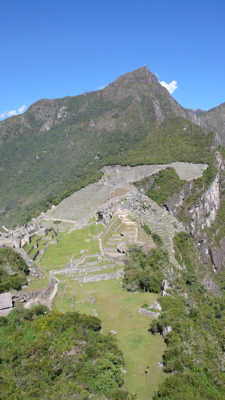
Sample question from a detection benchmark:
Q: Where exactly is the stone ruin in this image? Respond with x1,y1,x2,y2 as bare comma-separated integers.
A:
0,220,48,249
0,292,13,316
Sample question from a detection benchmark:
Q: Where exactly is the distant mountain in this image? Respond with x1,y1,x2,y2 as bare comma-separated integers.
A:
101,67,204,125
188,108,207,116
199,102,225,146
0,67,217,228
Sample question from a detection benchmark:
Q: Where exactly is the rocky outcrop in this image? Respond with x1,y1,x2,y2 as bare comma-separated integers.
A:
209,238,225,272
163,180,193,215
162,325,173,338
0,292,13,316
12,290,40,304
163,171,220,239
189,174,220,237
117,242,127,253
138,307,160,319
161,280,172,297
150,301,162,311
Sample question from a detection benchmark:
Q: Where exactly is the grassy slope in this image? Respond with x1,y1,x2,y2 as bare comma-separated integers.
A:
40,225,100,268
32,221,166,400
54,279,166,400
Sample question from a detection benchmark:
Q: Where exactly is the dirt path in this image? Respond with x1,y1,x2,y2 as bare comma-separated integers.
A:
24,275,59,310
42,276,59,309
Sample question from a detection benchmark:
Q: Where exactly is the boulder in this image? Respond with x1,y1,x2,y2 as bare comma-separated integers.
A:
149,301,162,311
161,279,171,296
162,325,173,338
117,242,127,253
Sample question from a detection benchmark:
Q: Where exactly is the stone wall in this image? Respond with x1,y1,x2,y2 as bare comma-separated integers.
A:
38,273,58,300
79,270,123,283
15,248,42,277
138,307,160,319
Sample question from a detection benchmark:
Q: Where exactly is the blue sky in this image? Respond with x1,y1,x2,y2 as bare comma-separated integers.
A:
1,0,225,120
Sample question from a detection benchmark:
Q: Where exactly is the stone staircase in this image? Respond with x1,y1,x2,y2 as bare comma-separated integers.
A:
101,211,137,255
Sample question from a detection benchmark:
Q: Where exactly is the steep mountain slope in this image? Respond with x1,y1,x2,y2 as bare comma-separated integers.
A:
0,67,214,228
200,102,225,145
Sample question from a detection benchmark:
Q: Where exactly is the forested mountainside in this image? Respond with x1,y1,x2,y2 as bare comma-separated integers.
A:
0,66,216,229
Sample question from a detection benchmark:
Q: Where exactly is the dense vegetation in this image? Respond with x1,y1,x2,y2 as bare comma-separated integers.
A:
145,167,185,206
117,118,215,166
0,90,147,228
0,306,134,400
149,232,225,400
123,244,167,293
0,248,29,293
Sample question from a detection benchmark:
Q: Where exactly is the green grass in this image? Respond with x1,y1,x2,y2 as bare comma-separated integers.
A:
86,268,116,275
53,278,94,315
41,226,100,268
24,274,50,292
88,216,96,223
52,279,76,312
28,248,39,259
24,235,42,252
80,257,99,264
25,220,166,399
53,278,166,400
89,223,99,236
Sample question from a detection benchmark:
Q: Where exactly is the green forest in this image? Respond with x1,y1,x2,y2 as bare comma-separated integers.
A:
0,306,134,400
0,248,29,293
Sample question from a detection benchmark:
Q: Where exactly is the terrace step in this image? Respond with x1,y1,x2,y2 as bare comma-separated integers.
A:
79,270,123,283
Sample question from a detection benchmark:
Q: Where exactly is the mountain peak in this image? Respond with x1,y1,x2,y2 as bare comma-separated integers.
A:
123,66,157,80
102,66,161,103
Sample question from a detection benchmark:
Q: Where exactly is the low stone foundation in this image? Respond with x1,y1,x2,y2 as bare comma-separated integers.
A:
138,307,160,319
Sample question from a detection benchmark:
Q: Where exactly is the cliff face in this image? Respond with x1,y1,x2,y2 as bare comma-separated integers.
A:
189,174,220,237
210,238,225,272
160,153,225,272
